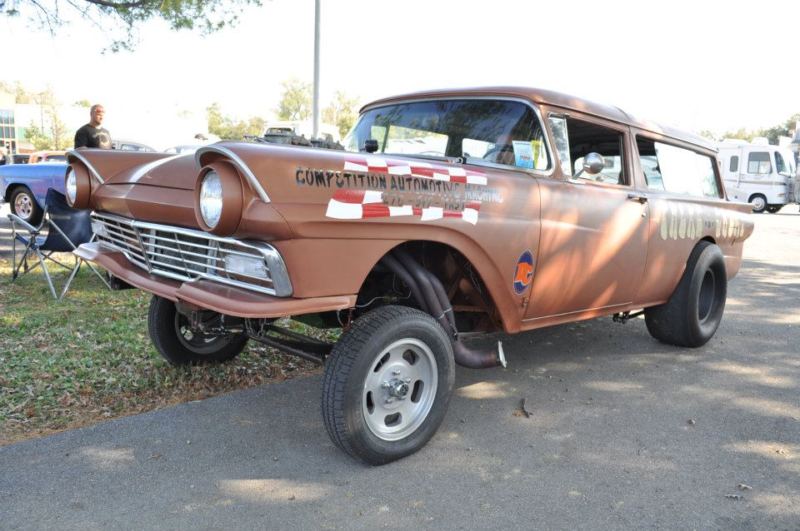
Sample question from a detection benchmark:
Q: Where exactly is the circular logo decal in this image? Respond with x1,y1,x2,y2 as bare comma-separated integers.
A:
513,250,535,295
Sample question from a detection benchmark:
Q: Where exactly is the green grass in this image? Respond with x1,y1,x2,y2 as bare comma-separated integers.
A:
0,255,322,445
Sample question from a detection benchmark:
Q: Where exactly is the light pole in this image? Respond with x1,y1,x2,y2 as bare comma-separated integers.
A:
312,0,320,140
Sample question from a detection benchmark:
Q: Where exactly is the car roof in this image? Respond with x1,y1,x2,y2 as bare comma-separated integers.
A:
362,86,715,152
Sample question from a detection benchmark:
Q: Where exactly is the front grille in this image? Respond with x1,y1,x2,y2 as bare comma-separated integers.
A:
90,212,292,297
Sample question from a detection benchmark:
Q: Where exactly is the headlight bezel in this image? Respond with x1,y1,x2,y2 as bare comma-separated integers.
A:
65,164,91,208
193,161,244,236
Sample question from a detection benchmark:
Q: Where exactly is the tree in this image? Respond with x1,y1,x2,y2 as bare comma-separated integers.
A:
760,113,800,145
24,122,54,150
206,102,265,140
2,0,261,52
47,107,70,150
323,91,360,138
277,79,312,121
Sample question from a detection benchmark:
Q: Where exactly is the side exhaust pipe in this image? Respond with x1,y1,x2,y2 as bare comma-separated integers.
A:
388,250,506,369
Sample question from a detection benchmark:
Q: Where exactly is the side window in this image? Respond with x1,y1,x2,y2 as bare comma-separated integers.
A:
636,136,721,198
557,117,627,185
747,152,771,174
729,155,738,173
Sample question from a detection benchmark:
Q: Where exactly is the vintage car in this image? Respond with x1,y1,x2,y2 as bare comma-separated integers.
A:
0,161,69,224
65,87,754,465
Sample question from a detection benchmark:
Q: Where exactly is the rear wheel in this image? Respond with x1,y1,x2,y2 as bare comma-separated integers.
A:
10,187,42,225
645,241,727,348
147,295,248,365
322,305,455,465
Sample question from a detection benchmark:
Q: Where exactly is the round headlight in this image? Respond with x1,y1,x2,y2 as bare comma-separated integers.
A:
199,170,223,228
194,161,244,235
66,169,77,204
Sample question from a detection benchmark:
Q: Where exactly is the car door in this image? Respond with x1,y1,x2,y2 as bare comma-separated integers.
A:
523,112,649,322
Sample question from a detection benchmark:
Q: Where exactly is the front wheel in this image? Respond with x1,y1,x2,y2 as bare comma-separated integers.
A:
645,241,727,347
748,194,767,213
147,295,248,365
11,187,42,225
322,305,455,465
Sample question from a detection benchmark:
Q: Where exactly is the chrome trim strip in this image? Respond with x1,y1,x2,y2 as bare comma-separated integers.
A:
357,96,556,178
91,212,291,296
67,150,104,184
195,145,271,203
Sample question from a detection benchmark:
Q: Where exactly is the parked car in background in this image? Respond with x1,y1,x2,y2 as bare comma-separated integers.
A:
112,139,156,152
718,140,797,213
67,86,754,465
28,150,67,164
0,162,67,224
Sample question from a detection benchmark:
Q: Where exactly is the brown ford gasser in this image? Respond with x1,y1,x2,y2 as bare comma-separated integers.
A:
65,87,753,465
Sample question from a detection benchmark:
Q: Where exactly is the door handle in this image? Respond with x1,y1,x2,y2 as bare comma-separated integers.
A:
627,192,648,204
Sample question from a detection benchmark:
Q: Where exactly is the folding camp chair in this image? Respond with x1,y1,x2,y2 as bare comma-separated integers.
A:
8,188,110,299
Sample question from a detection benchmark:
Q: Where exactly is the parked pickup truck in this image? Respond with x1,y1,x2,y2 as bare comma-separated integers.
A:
65,86,754,465
0,162,68,224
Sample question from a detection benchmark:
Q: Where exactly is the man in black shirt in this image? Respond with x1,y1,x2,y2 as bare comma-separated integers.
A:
74,104,112,149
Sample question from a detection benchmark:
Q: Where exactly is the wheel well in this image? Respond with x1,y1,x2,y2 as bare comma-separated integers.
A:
747,193,766,202
700,236,716,245
354,241,501,334
5,184,25,203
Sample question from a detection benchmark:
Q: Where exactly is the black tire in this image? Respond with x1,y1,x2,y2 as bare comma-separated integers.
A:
322,305,455,465
766,205,782,214
10,187,43,225
147,295,248,365
645,241,727,348
748,194,767,213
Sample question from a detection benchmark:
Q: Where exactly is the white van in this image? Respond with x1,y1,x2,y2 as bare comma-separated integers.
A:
718,140,797,213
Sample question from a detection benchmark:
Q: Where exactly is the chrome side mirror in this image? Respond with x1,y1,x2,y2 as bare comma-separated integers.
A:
574,152,605,178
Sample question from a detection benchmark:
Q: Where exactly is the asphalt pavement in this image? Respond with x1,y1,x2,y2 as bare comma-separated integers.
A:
1,205,799,530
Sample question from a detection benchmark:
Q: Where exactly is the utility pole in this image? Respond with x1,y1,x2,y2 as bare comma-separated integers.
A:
312,0,321,140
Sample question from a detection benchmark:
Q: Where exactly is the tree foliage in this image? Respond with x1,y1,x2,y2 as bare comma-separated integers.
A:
207,102,265,141
1,0,262,52
24,122,53,150
277,80,360,138
14,87,71,150
323,90,360,138
276,79,312,122
720,114,800,144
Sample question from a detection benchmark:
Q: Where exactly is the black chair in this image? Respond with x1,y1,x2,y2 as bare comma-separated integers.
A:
9,188,110,299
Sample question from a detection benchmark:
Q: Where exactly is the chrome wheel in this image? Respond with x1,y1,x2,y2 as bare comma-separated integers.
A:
13,192,34,220
362,338,438,442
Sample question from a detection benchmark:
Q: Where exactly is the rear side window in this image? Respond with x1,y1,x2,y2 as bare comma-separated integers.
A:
747,152,771,174
636,137,721,198
729,155,738,172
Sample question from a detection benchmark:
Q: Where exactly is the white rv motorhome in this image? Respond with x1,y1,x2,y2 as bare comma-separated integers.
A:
718,140,797,213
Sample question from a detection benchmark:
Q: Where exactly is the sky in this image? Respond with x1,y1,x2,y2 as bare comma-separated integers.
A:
1,0,799,138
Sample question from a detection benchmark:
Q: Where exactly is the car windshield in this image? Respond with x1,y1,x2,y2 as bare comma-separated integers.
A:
344,99,550,170
776,150,796,177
